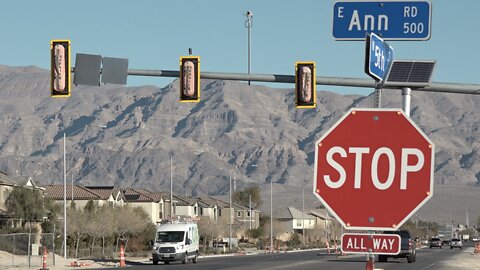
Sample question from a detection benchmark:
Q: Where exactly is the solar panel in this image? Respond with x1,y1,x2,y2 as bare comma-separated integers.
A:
73,53,102,86
385,60,435,87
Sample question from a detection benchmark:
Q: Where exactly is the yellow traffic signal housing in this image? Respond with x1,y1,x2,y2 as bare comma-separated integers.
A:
50,40,71,97
295,62,316,108
179,56,200,102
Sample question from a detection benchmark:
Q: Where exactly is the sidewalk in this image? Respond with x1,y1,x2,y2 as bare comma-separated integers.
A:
436,247,480,270
0,250,113,270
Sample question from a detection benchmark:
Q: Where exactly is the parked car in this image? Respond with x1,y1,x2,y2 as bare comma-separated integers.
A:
429,237,442,248
450,238,463,249
378,230,416,263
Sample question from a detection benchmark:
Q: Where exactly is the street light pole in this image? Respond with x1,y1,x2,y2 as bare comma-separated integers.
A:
71,173,74,202
245,11,253,85
302,185,305,246
270,178,273,252
170,156,173,219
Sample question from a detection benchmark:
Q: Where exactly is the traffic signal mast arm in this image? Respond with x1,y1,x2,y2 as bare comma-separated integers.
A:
71,67,480,95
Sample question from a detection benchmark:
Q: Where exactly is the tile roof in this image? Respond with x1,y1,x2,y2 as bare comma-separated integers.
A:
147,191,169,202
232,202,249,210
276,207,315,220
308,209,331,220
122,188,158,202
85,186,123,200
0,171,17,186
174,195,198,206
44,185,102,200
197,196,217,208
197,196,232,209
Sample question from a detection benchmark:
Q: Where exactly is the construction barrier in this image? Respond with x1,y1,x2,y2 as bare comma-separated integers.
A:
41,247,48,270
365,257,374,270
120,245,126,267
474,243,480,254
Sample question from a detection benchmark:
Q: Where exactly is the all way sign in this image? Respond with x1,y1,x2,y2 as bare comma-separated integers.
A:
333,0,432,40
341,233,401,255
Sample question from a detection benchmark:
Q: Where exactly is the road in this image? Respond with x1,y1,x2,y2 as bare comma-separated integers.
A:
118,243,477,270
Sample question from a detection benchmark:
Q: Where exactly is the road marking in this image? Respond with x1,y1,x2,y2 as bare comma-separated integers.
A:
421,262,437,270
260,259,324,270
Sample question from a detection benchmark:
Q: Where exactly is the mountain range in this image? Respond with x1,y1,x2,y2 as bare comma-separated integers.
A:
0,65,478,224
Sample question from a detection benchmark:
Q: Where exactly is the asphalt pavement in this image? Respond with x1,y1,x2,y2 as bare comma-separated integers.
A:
1,244,479,270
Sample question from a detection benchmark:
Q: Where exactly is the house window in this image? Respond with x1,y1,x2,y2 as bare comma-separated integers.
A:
247,211,250,217
194,206,197,215
200,207,203,215
218,209,222,216
296,220,302,227
236,211,241,217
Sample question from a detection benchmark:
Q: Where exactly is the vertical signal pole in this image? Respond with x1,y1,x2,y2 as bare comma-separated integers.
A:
63,133,67,258
374,84,382,108
245,11,253,85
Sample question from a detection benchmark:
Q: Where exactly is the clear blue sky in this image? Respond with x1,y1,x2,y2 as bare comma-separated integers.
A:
1,0,479,95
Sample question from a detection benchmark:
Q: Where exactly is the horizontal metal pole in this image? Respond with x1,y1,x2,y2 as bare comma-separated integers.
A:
74,68,480,95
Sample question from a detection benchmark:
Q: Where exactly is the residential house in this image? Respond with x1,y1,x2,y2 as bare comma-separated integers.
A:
1,172,44,212
122,188,164,224
212,197,233,225
84,186,125,206
232,202,260,230
0,171,17,215
44,185,103,209
173,195,199,219
307,208,333,242
196,196,219,221
276,207,316,242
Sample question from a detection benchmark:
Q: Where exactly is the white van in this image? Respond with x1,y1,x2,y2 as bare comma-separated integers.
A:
152,222,199,264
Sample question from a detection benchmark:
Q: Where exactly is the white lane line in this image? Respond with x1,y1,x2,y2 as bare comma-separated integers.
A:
421,262,437,270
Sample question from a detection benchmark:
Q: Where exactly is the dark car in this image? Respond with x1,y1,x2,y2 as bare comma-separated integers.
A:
429,237,442,248
378,230,416,263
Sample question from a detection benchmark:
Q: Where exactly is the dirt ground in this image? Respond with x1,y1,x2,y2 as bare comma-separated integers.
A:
0,250,117,270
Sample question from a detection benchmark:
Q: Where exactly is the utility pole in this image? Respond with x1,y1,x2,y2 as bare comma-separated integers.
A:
229,171,232,252
249,195,252,230
71,173,74,202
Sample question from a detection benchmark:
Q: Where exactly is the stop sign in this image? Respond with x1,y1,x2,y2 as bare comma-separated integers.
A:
314,108,434,231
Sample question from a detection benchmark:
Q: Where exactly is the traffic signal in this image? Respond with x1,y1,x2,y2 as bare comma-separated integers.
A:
50,40,71,97
179,56,200,102
295,62,316,108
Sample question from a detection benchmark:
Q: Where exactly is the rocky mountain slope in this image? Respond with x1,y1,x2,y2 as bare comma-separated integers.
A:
0,65,478,223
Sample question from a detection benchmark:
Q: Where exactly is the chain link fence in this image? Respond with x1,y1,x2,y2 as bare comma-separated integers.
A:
0,233,56,269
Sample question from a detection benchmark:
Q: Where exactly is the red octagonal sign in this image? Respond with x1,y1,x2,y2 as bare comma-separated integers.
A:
314,108,434,231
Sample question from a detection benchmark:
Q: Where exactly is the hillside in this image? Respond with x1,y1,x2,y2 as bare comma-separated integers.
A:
0,65,478,224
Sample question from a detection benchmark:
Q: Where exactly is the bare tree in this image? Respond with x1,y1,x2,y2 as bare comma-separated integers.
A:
66,206,87,258
305,225,324,244
95,205,114,256
112,205,152,251
198,217,215,254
